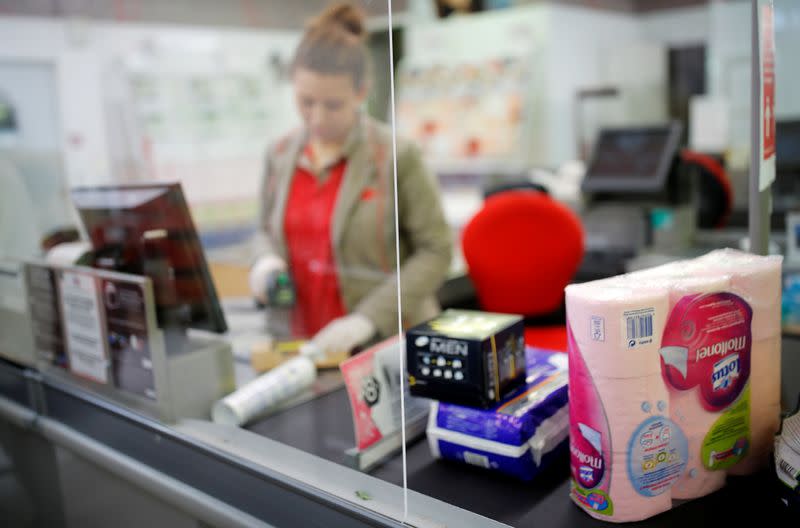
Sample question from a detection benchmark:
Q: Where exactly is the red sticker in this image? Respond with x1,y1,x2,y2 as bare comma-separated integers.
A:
340,346,383,450
762,4,776,160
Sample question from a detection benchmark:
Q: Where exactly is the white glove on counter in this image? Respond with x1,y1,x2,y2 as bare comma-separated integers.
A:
307,313,376,358
248,255,287,304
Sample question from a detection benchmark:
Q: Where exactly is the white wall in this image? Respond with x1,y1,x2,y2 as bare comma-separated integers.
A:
0,16,298,192
0,62,60,151
399,6,549,167
709,0,800,116
706,0,800,161
545,4,662,166
401,5,659,167
402,1,800,171
403,6,546,65
0,17,109,187
640,5,710,47
5,3,800,185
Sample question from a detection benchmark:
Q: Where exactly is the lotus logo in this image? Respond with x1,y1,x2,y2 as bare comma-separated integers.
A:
712,353,741,391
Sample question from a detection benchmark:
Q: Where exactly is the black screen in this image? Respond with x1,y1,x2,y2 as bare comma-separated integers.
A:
587,129,673,181
777,120,800,169
71,183,227,334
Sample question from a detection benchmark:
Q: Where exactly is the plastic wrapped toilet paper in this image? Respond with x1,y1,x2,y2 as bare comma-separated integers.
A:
671,449,727,500
578,450,673,523
567,249,783,522
212,356,316,426
722,335,781,475
607,449,673,522
696,250,782,340
668,275,732,305
728,401,782,476
661,274,736,500
748,301,781,341
703,250,782,300
569,327,686,523
666,387,727,499
566,283,669,379
571,369,669,453
749,337,782,406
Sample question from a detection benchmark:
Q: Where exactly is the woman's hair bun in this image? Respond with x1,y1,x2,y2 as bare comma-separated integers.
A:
311,3,367,41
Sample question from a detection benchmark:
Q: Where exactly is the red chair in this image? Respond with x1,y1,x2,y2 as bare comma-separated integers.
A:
680,150,733,229
461,189,585,351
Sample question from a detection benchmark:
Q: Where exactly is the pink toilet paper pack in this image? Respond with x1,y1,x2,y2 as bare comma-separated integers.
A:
571,369,669,456
567,250,782,522
666,387,729,500
729,335,782,476
729,401,782,476
670,433,728,498
568,326,688,522
749,337,782,406
660,291,752,471
565,284,668,379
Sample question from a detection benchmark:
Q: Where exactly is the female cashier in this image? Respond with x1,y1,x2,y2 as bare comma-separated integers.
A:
249,3,453,357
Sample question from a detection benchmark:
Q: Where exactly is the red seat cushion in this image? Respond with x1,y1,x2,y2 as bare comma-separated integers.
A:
462,190,584,316
524,325,568,352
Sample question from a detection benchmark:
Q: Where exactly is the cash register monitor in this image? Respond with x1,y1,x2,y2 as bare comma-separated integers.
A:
582,123,683,194
71,182,227,333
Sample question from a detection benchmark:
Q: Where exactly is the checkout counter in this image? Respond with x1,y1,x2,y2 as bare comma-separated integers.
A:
1,329,796,527
0,171,798,527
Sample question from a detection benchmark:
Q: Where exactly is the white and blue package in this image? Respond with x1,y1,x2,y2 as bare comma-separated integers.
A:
426,348,569,481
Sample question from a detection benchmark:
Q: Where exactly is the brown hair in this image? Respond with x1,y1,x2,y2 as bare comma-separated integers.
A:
291,3,370,89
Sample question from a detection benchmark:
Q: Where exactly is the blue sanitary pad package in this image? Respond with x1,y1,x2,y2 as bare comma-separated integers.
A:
426,348,569,481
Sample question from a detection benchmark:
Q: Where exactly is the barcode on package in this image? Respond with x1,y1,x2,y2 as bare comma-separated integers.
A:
463,451,490,469
780,459,799,479
622,308,655,348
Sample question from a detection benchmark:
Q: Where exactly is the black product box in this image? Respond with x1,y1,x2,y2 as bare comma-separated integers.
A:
406,309,526,409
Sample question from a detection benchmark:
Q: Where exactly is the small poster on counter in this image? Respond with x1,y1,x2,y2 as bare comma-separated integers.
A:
101,278,157,400
341,337,429,451
58,270,109,384
26,263,160,400
25,264,68,368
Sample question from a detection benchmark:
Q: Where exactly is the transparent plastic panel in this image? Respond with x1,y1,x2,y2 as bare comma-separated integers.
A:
0,3,413,526
395,1,793,527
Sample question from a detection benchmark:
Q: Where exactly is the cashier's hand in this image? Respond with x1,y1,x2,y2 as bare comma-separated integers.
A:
308,314,376,357
249,255,287,305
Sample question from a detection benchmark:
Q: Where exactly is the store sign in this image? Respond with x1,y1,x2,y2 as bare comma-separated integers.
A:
759,0,777,191
25,263,158,400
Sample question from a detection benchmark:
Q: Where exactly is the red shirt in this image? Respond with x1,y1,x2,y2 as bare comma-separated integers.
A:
284,146,348,337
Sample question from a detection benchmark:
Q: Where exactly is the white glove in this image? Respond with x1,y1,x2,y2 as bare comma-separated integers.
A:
45,241,93,266
249,255,286,304
306,313,376,358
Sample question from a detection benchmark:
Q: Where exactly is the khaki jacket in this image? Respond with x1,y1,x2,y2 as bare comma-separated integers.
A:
255,115,453,338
